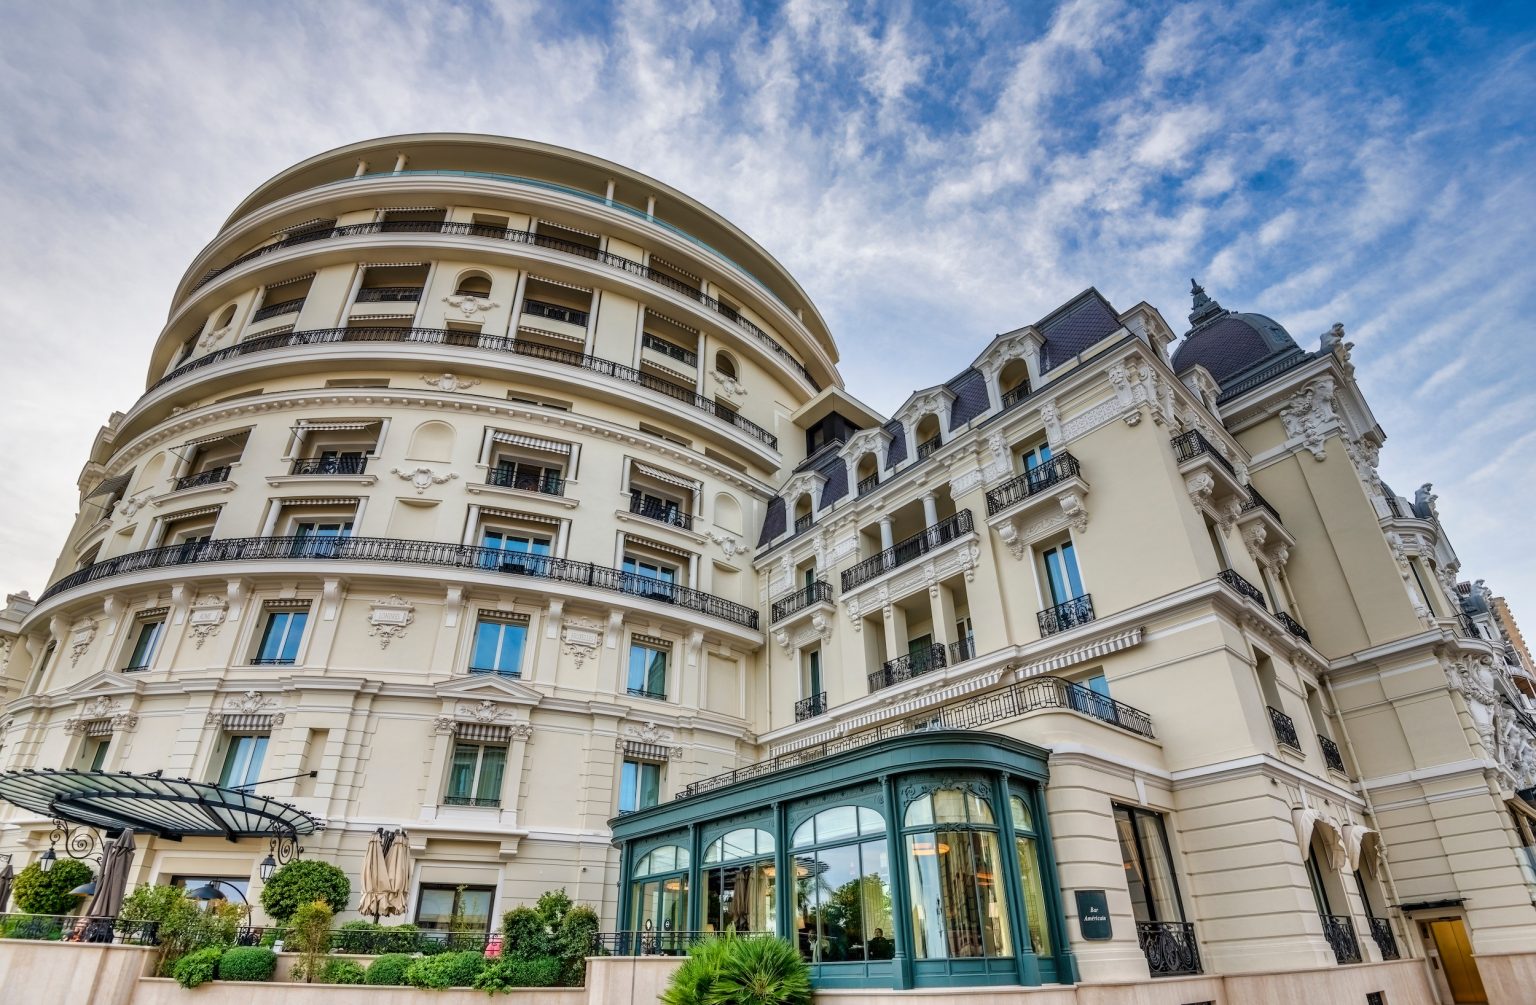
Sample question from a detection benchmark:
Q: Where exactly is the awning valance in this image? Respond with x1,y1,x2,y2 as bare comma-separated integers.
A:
491,431,570,455
87,472,134,500
292,421,376,432
632,462,699,493
527,273,592,293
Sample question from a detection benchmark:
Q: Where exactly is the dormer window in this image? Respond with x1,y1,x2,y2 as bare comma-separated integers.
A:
999,360,1031,410
914,414,943,460
855,453,880,496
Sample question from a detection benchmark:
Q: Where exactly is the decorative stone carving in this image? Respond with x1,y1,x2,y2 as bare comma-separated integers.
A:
561,617,602,669
391,466,459,493
712,370,747,399
433,715,459,735
1185,471,1216,508
65,696,137,734
508,722,534,740
1384,532,1411,575
1416,483,1440,522
704,530,744,557
1243,523,1269,565
618,721,684,758
441,296,500,321
1059,491,1089,533
206,690,285,726
459,699,513,724
367,595,415,648
200,324,232,350
421,372,482,393
774,612,831,652
66,619,98,667
1039,401,1062,445
1279,377,1339,461
118,493,150,519
188,595,228,648
1321,323,1354,379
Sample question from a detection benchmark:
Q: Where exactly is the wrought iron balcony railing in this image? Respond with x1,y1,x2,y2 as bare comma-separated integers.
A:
144,325,778,449
627,686,669,702
1368,917,1399,961
1318,734,1346,773
249,657,297,666
38,534,759,629
1384,494,1403,518
985,452,1081,516
794,692,828,722
1321,914,1362,964
842,511,974,591
856,474,880,496
1241,485,1282,522
792,513,813,535
1038,594,1095,637
0,913,160,946
915,436,942,460
771,581,832,623
1000,384,1031,410
469,665,522,678
682,674,1154,797
188,218,819,389
486,468,564,495
1136,921,1201,976
120,663,151,673
355,286,423,303
868,643,948,692
629,492,693,530
1276,611,1311,642
173,466,231,491
1171,429,1237,478
1217,568,1268,609
442,794,501,807
949,635,976,664
521,297,588,328
1268,705,1302,750
641,332,698,366
290,456,368,476
251,297,304,322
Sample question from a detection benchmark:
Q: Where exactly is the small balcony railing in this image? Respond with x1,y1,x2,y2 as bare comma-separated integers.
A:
355,286,423,303
985,452,1081,516
1171,429,1237,478
290,456,368,476
522,298,589,328
1241,485,1283,522
469,665,522,678
771,581,833,623
856,474,880,496
1276,611,1311,642
915,436,942,460
442,795,501,808
121,663,151,673
868,644,947,692
1268,705,1302,750
1318,734,1346,773
793,514,814,535
1456,612,1478,638
1000,384,1030,410
629,492,693,530
627,686,668,702
842,511,974,591
486,468,564,495
949,636,976,664
642,332,697,366
173,466,231,491
1384,494,1403,518
249,657,296,666
1136,921,1201,976
1038,594,1095,637
1321,914,1361,964
794,692,828,722
251,297,304,322
1217,568,1268,609
1368,917,1400,961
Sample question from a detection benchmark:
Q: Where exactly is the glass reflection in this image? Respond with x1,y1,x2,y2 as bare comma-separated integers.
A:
705,861,775,934
794,838,893,962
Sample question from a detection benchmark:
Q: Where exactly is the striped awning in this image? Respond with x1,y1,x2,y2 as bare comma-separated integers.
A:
84,719,113,738
362,262,427,269
292,421,376,432
221,714,276,733
86,471,134,499
163,504,223,522
182,430,247,450
272,218,330,236
265,272,315,289
627,535,692,559
456,722,512,743
633,461,699,492
527,273,592,293
516,323,585,343
491,431,570,455
537,219,601,239
478,506,561,526
276,497,358,508
622,740,673,762
645,309,699,335
651,256,701,282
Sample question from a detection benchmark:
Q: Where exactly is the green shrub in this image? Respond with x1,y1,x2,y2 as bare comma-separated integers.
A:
336,919,381,954
11,859,93,915
318,958,367,985
404,950,485,989
706,937,812,1005
172,947,224,989
660,938,733,1005
216,946,277,982
379,922,422,953
0,914,63,940
474,956,563,992
501,906,551,959
118,884,246,975
258,860,350,923
364,953,415,986
288,900,334,983
498,890,600,986
553,905,600,985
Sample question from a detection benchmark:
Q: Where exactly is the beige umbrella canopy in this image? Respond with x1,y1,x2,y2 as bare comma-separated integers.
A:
358,829,410,921
84,829,136,941
0,858,14,912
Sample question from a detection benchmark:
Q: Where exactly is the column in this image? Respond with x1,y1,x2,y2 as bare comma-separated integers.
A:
921,492,939,527
879,517,895,551
930,582,957,650
882,604,908,674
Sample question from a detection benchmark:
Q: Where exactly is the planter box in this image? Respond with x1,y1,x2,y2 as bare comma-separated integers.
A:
135,976,588,1005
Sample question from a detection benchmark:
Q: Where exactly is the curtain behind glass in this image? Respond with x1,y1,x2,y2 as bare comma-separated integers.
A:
448,743,478,798
477,745,507,800
905,831,1013,959
1014,836,1052,956
1134,813,1183,922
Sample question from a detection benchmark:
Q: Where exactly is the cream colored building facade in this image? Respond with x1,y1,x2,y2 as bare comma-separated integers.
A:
0,134,1531,1003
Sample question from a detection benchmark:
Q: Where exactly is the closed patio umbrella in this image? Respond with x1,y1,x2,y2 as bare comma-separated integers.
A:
0,859,13,912
84,829,136,940
359,829,410,922
380,833,410,917
358,832,387,920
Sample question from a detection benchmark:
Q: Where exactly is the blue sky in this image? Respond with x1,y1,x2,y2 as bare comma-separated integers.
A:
0,0,1533,618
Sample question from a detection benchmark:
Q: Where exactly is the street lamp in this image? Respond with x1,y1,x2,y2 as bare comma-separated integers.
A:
187,880,249,906
69,880,97,897
38,846,56,873
259,853,277,882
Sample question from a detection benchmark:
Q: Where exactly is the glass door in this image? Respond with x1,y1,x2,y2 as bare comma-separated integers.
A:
629,876,689,954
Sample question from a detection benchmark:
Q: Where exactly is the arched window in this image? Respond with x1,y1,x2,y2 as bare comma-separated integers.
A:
629,844,689,940
455,271,493,298
914,415,942,459
855,453,880,495
715,351,738,380
702,828,775,935
903,785,1013,960
791,806,891,963
998,360,1030,409
793,493,814,534
1010,796,1052,957
214,304,238,330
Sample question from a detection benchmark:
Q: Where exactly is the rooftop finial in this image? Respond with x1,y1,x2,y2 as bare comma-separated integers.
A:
1188,277,1223,327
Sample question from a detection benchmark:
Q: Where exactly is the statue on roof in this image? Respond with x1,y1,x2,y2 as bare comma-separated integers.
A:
1188,278,1224,327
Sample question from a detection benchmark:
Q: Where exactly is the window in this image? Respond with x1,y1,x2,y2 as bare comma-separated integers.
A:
623,556,678,601
218,734,269,788
627,639,670,700
1010,796,1053,956
490,457,564,495
446,742,507,807
1019,442,1052,472
1114,805,1186,929
124,616,165,671
254,607,308,665
415,884,495,934
630,489,687,528
715,352,738,380
1408,560,1438,614
471,615,528,676
703,828,776,936
1204,517,1228,570
620,759,662,812
479,529,551,572
84,737,111,772
792,806,893,962
805,650,823,699
628,846,689,940
1040,540,1084,606
903,785,1014,960
291,520,352,557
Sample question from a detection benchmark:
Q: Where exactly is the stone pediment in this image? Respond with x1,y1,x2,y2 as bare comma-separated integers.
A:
433,673,543,707
62,669,145,702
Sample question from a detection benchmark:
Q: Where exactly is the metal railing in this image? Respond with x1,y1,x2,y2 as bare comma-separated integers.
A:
355,286,423,303
1456,612,1478,638
39,534,759,628
590,931,720,956
144,325,778,449
1001,384,1031,410
1276,611,1311,642
1217,569,1267,609
915,436,942,460
1320,914,1361,964
251,297,304,322
1384,494,1403,518
792,513,814,534
627,687,668,702
442,794,501,807
1241,485,1282,522
486,468,565,495
795,692,828,722
868,643,947,692
771,581,832,622
1367,917,1399,960
856,474,880,496
949,635,976,664
1038,594,1095,637
1319,734,1346,773
468,665,522,678
188,218,819,389
249,657,296,666
641,332,697,366
682,674,1154,797
985,452,1081,516
521,297,588,328
290,456,368,476
1171,429,1237,478
121,663,151,673
173,466,231,491
1268,705,1302,750
841,511,974,591
235,925,495,955
0,914,160,945
1136,921,1201,976
629,492,693,530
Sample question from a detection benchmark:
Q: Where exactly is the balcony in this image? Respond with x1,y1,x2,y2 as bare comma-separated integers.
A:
1172,429,1246,503
627,686,668,702
949,635,976,664
794,692,828,722
1320,914,1361,964
842,511,975,592
856,474,880,496
986,452,1085,517
771,581,833,623
1268,705,1302,750
1236,484,1295,557
249,657,296,666
188,218,819,390
442,795,501,808
1318,734,1346,773
641,332,697,367
915,436,941,460
868,643,947,692
1001,384,1031,410
1217,568,1268,610
629,492,693,531
38,534,759,630
486,468,564,496
251,297,304,322
1276,611,1311,643
290,456,368,476
1137,921,1201,977
1037,594,1095,637
519,298,589,342
355,286,424,303
469,666,522,678
792,513,813,535
173,466,231,492
144,326,777,450
120,663,151,673
1368,917,1400,961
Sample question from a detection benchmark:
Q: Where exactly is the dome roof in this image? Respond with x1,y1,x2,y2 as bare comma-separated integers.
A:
1170,280,1305,387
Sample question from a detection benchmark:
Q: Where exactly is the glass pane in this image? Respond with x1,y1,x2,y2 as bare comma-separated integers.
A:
651,846,676,873
639,763,661,808
416,888,457,929
448,743,479,798
1060,542,1084,598
619,761,638,813
1134,813,1183,923
932,788,968,824
660,875,687,933
971,832,1012,958
1010,795,1035,834
858,806,885,836
477,745,507,800
257,613,288,661
967,793,994,824
626,647,646,692
904,794,933,827
1114,808,1152,923
455,888,494,931
704,839,722,865
806,843,861,961
473,621,500,669
791,819,816,849
816,806,859,843
646,650,668,695
722,829,756,861
1015,836,1052,956
861,839,895,960
905,834,945,958
279,613,308,660
130,621,162,666
707,861,775,935
1043,550,1069,606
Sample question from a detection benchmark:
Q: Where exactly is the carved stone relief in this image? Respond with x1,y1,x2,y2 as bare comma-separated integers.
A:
1279,377,1339,461
367,595,415,648
391,466,459,493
